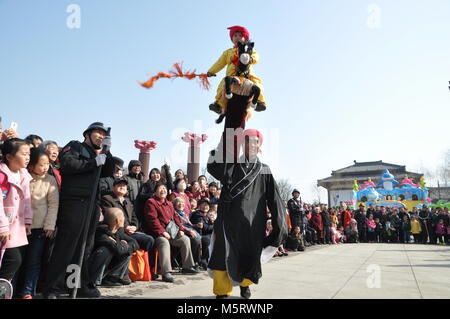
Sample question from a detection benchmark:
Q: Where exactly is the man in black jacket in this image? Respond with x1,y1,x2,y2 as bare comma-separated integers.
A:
43,122,115,299
88,208,139,286
287,189,303,230
354,204,368,243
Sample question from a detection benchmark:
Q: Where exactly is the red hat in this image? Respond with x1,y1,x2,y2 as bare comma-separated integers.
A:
227,25,250,42
242,129,263,146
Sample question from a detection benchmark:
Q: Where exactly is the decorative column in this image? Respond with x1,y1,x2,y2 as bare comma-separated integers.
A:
181,133,208,184
134,140,157,183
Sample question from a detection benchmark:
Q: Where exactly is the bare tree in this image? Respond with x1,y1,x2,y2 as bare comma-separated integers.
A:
277,178,294,202
435,149,450,187
311,183,322,204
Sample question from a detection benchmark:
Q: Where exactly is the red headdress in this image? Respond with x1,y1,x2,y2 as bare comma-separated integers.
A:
227,25,250,42
242,129,263,146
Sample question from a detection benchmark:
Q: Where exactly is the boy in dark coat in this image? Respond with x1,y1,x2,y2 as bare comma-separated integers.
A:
88,208,138,287
286,226,305,251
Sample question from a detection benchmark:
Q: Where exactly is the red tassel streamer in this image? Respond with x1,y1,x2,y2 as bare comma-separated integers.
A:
139,62,210,90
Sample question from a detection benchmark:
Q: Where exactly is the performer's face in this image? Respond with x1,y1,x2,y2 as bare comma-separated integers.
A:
232,32,245,45
244,136,260,159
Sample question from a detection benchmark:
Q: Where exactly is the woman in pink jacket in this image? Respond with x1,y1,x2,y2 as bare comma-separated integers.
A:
0,138,33,281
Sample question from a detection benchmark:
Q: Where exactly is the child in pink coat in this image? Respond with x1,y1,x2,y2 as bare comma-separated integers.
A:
0,138,33,281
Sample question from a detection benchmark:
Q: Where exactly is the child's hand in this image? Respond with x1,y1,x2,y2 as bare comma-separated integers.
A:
206,72,216,77
0,231,10,244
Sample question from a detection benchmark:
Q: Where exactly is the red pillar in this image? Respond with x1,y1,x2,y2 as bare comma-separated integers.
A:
134,140,157,183
181,133,208,184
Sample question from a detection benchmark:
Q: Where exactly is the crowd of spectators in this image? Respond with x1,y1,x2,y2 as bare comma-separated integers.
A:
0,125,449,299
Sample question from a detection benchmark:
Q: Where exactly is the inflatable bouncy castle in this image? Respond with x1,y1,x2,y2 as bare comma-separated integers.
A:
353,169,431,211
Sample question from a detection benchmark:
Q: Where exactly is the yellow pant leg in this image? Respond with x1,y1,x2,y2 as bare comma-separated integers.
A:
214,79,227,110
240,278,254,287
213,270,233,296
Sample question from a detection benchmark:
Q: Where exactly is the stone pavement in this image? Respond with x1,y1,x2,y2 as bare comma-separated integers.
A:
99,243,450,299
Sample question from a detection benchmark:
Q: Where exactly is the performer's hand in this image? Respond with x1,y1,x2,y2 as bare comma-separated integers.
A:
178,231,185,237
189,230,197,238
206,72,216,77
162,232,171,240
0,231,11,244
44,229,54,238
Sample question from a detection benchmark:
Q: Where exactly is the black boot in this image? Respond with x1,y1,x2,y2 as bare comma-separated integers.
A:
240,286,251,299
181,267,199,274
255,102,266,112
77,286,101,298
162,273,174,283
209,103,222,114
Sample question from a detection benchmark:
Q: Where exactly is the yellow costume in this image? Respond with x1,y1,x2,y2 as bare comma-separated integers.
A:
208,47,265,111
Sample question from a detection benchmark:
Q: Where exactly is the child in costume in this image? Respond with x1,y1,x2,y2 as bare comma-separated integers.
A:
207,26,266,115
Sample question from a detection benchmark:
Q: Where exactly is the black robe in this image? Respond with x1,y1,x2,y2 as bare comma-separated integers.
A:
206,147,288,285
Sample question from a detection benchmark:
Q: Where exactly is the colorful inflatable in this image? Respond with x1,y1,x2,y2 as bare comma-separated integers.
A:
354,169,428,211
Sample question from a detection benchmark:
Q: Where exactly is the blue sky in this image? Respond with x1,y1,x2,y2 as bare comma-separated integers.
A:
1,0,449,202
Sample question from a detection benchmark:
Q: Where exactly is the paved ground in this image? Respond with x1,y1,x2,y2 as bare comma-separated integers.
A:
99,243,450,299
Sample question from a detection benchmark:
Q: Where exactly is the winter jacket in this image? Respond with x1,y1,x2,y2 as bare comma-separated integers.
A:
94,224,138,257
190,210,214,236
58,140,114,200
144,196,184,238
29,173,59,231
0,163,33,249
310,212,324,231
435,223,446,235
401,221,411,232
366,219,376,231
124,173,143,204
320,211,331,227
135,165,173,224
410,220,422,234
100,194,139,230
99,176,114,197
